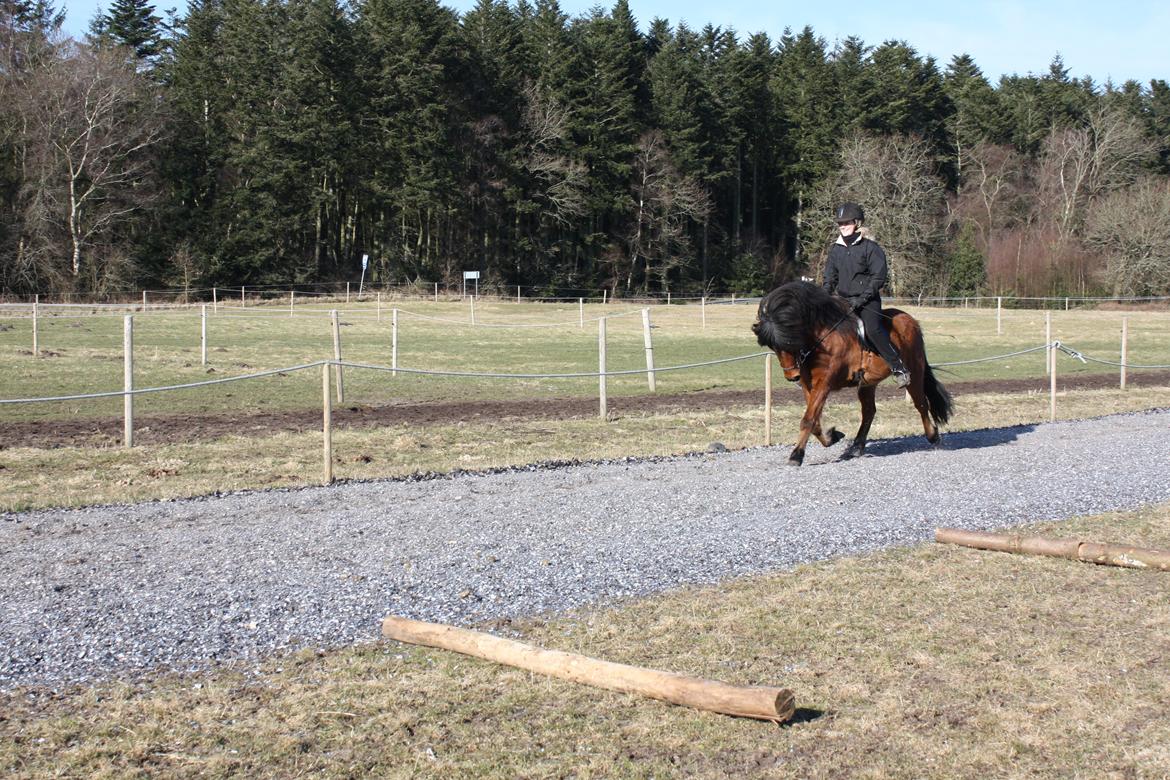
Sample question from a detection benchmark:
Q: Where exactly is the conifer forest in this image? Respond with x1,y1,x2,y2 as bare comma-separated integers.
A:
2,0,1169,299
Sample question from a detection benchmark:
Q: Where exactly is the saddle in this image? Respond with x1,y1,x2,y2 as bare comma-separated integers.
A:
850,318,885,386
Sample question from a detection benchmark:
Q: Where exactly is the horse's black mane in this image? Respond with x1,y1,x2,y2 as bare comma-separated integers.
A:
752,281,852,354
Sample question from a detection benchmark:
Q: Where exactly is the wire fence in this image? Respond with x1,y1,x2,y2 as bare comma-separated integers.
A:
3,341,1168,408
3,329,1167,487
4,285,1169,311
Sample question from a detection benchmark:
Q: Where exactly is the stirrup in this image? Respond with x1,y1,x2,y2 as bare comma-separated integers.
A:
892,370,910,388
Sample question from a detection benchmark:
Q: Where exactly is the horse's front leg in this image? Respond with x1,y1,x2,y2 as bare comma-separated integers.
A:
799,385,844,448
842,385,876,460
789,383,832,466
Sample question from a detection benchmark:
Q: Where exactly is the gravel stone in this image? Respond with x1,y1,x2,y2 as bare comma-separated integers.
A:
2,409,1169,690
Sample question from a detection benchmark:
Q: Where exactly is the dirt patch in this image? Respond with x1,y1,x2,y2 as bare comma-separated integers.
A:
4,370,1169,449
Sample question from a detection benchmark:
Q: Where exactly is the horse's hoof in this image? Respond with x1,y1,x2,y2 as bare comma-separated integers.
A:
841,445,864,460
828,429,845,446
929,432,943,447
786,452,804,466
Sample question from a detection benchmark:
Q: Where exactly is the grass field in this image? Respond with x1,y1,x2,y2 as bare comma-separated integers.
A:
2,298,1169,512
2,502,1167,779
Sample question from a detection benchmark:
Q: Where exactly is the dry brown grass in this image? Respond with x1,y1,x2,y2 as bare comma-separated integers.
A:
2,504,1168,779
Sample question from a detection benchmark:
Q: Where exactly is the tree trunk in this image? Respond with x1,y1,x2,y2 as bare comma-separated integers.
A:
382,615,796,722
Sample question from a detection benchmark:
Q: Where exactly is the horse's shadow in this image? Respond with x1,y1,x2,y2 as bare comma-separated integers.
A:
817,422,1036,462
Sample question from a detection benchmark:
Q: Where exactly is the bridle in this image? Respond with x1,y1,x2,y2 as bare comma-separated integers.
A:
778,306,855,373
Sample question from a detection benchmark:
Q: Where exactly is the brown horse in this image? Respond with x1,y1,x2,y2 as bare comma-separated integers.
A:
752,281,953,466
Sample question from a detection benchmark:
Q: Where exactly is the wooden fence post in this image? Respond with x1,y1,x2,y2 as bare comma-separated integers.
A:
579,297,584,329
470,295,476,325
598,317,607,420
392,308,399,377
241,286,245,307
377,292,382,322
1049,341,1057,422
434,282,438,303
701,296,706,329
642,308,656,392
290,290,295,316
201,304,207,366
142,290,147,309
764,354,772,446
212,287,218,313
996,296,1002,335
32,295,38,357
322,362,333,484
1048,311,1057,378
331,309,344,403
1120,317,1128,390
124,315,134,448
346,282,350,304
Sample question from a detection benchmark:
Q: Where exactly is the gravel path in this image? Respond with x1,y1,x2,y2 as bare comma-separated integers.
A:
3,409,1169,690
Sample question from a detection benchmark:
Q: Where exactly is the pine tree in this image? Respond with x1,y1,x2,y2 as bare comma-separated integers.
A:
944,53,1007,189
773,26,836,267
1,0,65,292
574,0,644,219
358,0,469,280
857,41,952,152
1149,79,1170,174
647,23,715,282
102,0,164,63
275,0,359,280
946,221,986,295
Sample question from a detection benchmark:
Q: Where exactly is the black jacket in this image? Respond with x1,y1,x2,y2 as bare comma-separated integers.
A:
822,234,888,305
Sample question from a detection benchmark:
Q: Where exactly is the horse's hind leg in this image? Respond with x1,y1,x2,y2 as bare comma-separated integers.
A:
842,385,876,460
908,376,941,444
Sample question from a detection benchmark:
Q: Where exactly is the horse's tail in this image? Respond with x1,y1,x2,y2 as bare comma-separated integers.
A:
922,362,953,426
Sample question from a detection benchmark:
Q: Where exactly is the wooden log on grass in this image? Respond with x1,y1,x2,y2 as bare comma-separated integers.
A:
935,528,1170,571
381,615,795,723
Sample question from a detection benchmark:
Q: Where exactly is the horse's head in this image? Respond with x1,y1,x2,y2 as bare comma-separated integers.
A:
754,282,850,349
753,281,854,381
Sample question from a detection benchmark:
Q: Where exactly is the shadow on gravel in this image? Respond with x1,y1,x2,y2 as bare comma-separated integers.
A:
859,424,1036,459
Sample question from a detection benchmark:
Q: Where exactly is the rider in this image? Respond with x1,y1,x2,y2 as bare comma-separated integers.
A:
822,202,911,388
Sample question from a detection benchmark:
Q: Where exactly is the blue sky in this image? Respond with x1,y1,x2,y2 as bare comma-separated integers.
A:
59,0,1166,86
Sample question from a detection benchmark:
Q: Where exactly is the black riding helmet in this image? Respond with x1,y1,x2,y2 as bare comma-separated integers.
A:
834,202,864,223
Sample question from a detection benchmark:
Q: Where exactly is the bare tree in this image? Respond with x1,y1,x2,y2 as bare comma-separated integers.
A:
955,140,1029,250
15,43,164,290
1035,107,1156,243
803,132,948,295
1084,178,1170,296
520,82,586,226
624,131,710,292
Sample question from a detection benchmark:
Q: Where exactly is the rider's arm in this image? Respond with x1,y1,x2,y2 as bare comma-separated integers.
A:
862,242,888,303
822,253,838,295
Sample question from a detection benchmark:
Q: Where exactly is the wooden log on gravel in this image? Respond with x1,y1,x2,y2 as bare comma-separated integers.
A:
935,528,1170,571
381,615,795,723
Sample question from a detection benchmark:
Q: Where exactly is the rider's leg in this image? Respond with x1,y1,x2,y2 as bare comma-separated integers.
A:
857,301,910,386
